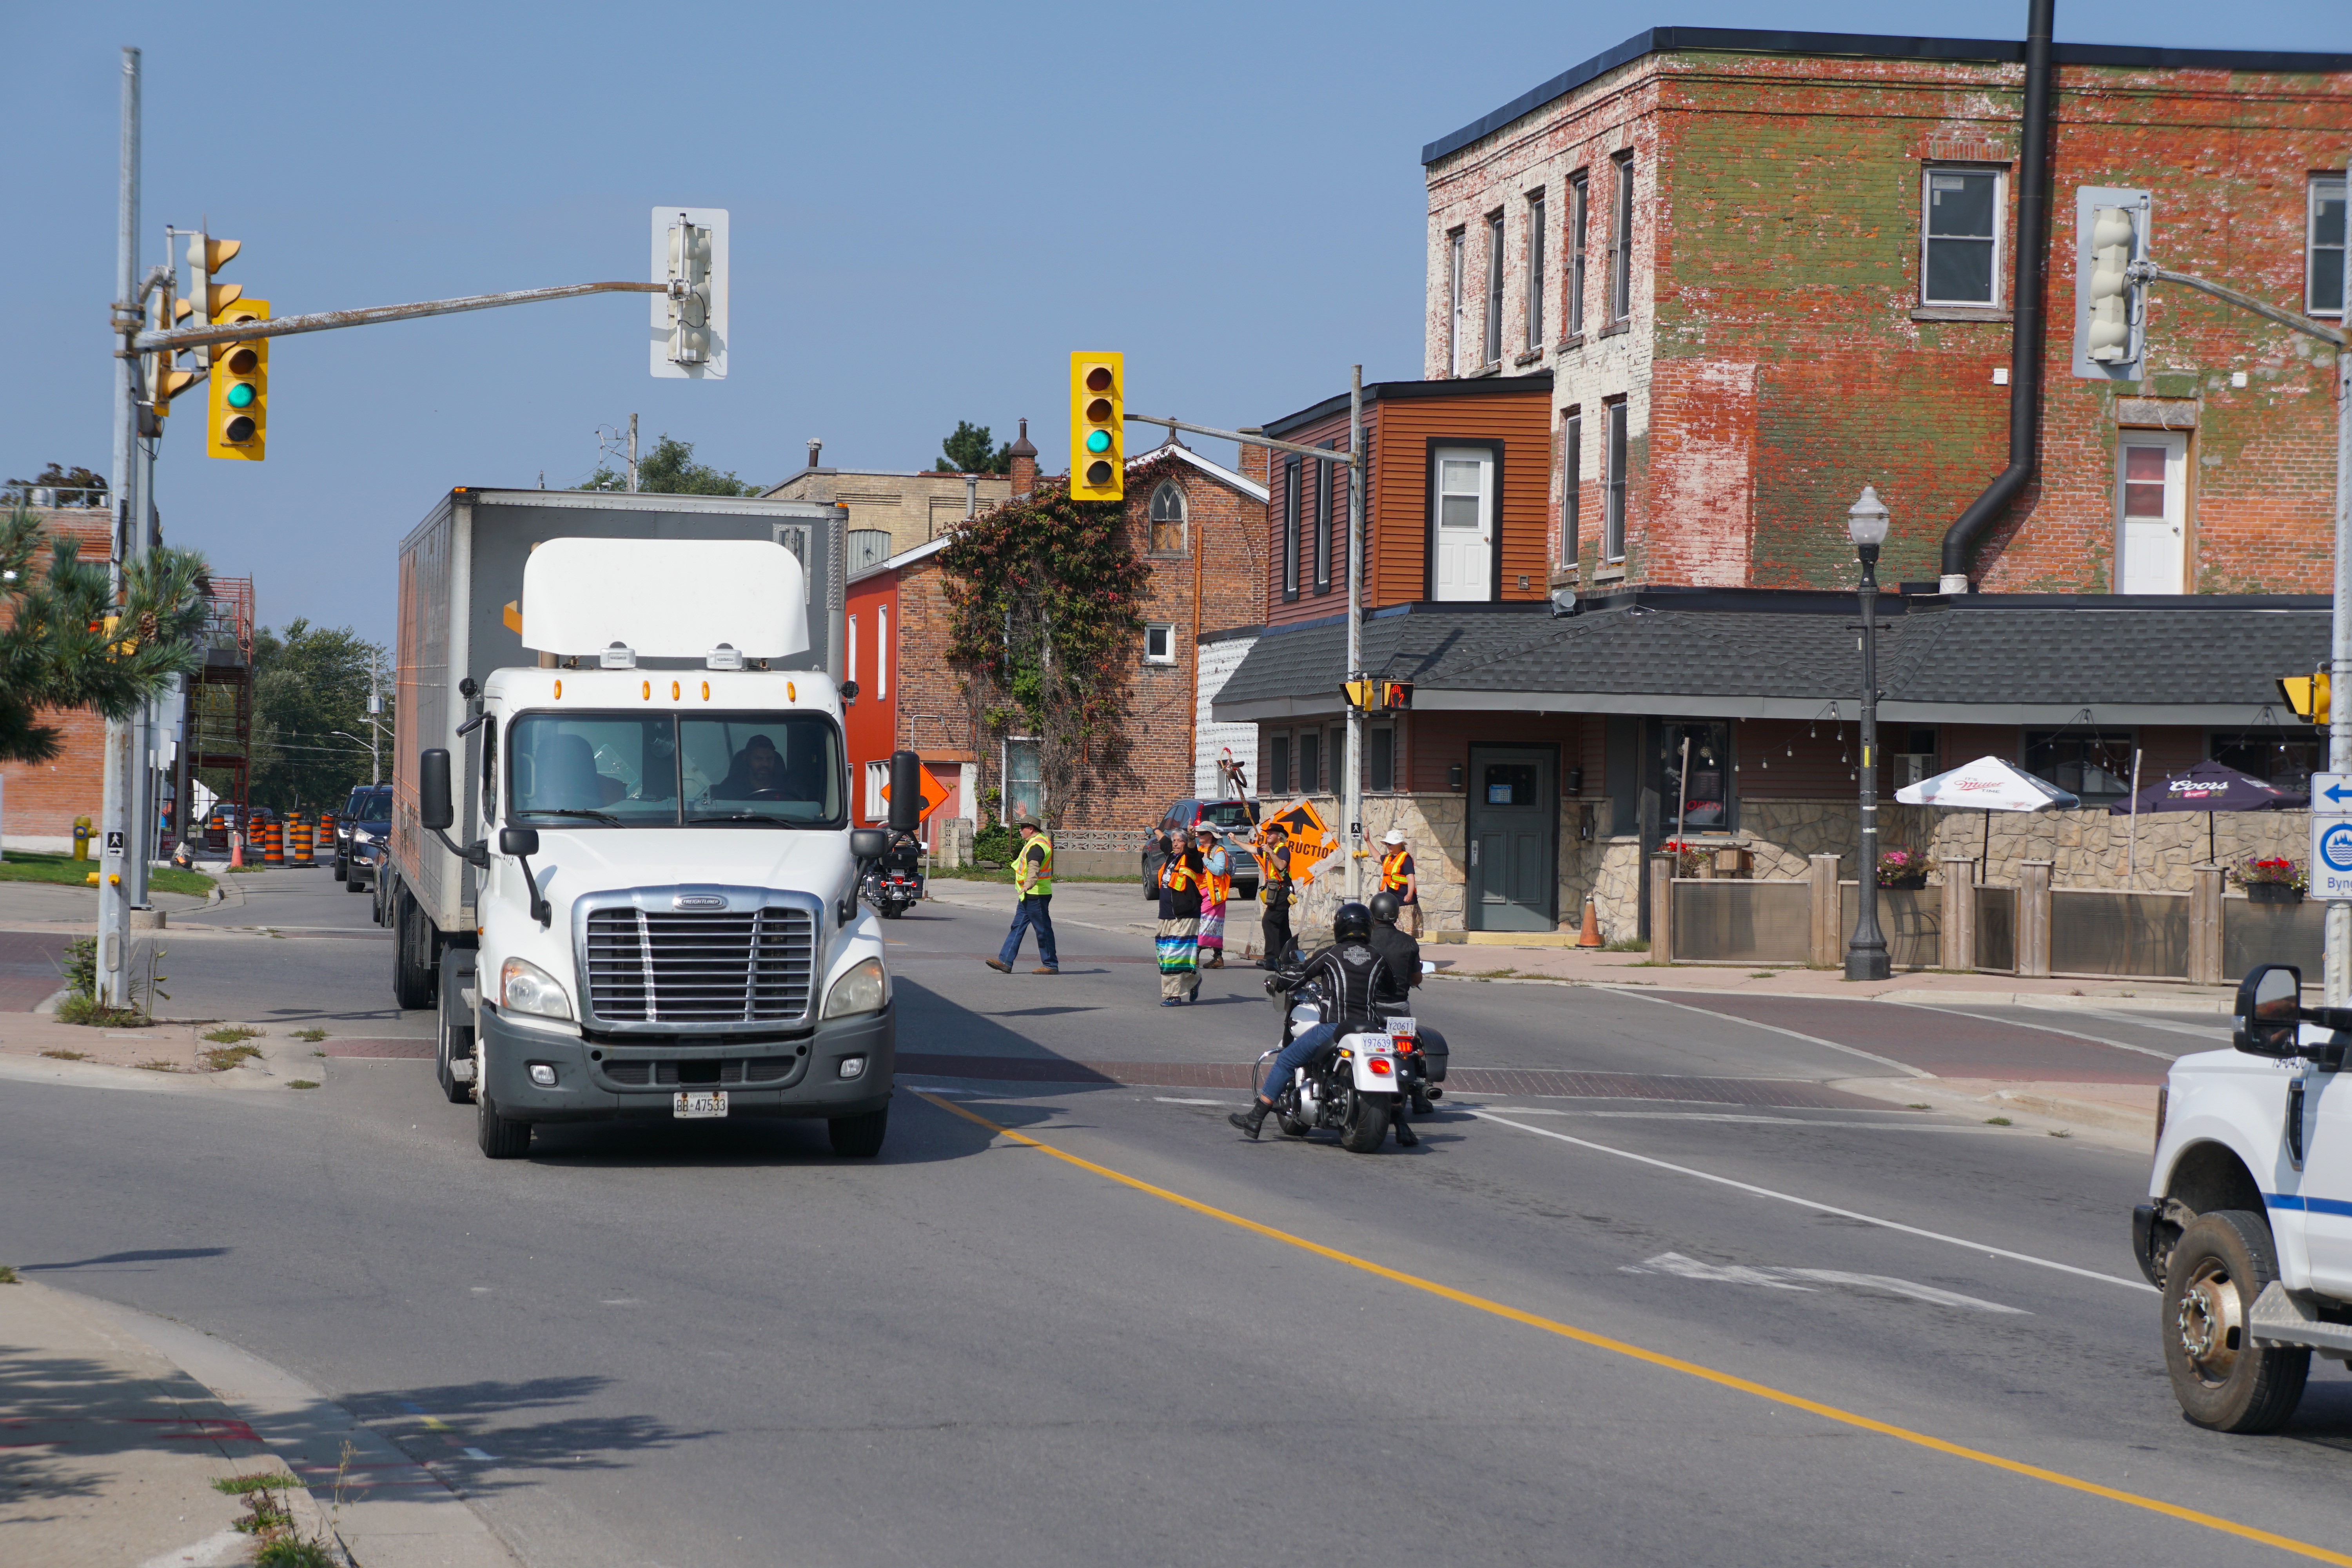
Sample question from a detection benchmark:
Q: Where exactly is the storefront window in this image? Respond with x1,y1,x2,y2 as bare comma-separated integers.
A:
1656,720,1731,833
2024,729,2134,804
2212,730,2321,793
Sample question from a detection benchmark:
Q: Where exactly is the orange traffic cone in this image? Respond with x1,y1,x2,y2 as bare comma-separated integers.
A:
230,831,245,869
1575,895,1603,949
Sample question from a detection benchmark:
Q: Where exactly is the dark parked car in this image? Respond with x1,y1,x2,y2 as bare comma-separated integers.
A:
334,784,392,892
1143,798,1261,899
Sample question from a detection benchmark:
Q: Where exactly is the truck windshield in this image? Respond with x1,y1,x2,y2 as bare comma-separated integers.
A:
506,711,843,828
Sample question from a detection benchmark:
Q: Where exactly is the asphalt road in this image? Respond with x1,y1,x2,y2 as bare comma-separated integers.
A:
3,889,2347,1567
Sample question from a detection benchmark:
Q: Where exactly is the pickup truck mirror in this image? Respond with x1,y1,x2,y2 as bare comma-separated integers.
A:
419,748,454,830
499,827,541,858
849,828,887,862
2234,963,2303,1058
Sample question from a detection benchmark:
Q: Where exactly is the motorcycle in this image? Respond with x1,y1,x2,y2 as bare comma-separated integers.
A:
1257,962,1408,1152
862,862,921,918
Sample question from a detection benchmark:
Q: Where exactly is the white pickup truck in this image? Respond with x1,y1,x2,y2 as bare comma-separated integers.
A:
2136,961,2352,1431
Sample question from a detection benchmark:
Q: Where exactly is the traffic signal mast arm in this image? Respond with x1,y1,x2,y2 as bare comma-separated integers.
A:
1123,412,1360,467
128,277,681,356
2125,259,2348,348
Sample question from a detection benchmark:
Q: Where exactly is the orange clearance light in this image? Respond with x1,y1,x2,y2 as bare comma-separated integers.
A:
554,679,563,699
788,681,797,701
642,680,652,700
701,681,710,701
671,681,681,700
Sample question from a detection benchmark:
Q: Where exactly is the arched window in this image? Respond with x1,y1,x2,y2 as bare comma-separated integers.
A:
1149,481,1188,554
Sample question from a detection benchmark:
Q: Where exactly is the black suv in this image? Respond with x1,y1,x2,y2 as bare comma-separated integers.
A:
335,784,392,892
1146,798,1261,899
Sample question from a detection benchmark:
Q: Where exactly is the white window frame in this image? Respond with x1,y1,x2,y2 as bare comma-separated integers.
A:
2311,174,2348,318
1148,480,1189,554
876,603,889,699
1525,189,1546,350
1143,623,1176,665
1484,211,1505,366
1608,151,1634,323
1920,164,2005,309
1446,229,1466,375
1561,408,1582,567
1603,399,1628,561
847,613,860,688
863,759,888,820
1566,170,1589,338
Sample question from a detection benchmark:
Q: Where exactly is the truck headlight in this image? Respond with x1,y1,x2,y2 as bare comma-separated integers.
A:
500,956,572,1020
823,956,887,1020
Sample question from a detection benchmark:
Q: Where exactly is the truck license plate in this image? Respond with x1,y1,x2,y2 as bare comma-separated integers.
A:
673,1091,728,1119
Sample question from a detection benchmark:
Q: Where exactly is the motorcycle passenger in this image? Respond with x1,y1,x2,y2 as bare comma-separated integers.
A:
1369,889,1446,1116
1229,901,1410,1145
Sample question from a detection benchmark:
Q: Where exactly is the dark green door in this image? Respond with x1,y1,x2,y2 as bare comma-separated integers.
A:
1467,746,1557,932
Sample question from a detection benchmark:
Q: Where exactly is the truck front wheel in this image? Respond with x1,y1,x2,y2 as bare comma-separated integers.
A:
2162,1210,2308,1433
828,1108,887,1157
477,1092,531,1160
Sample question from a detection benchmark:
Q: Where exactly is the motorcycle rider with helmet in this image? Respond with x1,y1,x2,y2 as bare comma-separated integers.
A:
1368,889,1446,1115
1229,900,1412,1145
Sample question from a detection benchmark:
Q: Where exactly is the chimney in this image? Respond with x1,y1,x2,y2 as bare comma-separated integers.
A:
965,474,978,517
806,438,823,471
1007,417,1038,501
1236,426,1270,488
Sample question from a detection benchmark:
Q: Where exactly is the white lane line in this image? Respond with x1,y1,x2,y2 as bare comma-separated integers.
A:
1622,1251,2028,1314
1467,1109,2156,1294
1885,997,2181,1061
2069,1008,2232,1045
1448,1106,2028,1133
1610,988,1931,1078
1153,1097,1226,1106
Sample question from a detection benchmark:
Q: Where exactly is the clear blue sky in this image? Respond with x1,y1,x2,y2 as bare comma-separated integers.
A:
5,1,2347,645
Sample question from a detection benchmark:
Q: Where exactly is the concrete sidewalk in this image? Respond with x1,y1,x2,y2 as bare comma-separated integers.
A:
0,1277,521,1568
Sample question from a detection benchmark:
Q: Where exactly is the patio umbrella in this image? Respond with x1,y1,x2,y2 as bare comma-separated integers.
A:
1895,756,2081,878
2104,757,2306,864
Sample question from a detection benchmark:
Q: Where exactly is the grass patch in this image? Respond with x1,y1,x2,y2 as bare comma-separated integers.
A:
256,1539,336,1568
201,1043,263,1072
290,1027,327,1042
0,849,213,897
203,1025,262,1044
0,1265,18,1284
1906,1102,1931,1110
39,1049,90,1061
1601,937,1649,953
214,1472,298,1497
286,1079,320,1090
1462,966,1523,980
54,993,152,1027
134,1059,178,1073
1747,970,1781,979
1985,1116,2013,1127
2048,1129,2072,1138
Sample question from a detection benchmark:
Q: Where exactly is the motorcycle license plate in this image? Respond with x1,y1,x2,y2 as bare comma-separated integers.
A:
1388,1017,1416,1037
673,1091,728,1119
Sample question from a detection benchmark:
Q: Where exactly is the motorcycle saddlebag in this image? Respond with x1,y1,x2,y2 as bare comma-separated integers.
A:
1416,1034,1448,1083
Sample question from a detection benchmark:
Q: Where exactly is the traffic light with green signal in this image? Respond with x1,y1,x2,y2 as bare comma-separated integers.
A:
207,298,269,460
1069,352,1123,501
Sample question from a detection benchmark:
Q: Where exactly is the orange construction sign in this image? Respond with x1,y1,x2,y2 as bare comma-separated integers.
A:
879,764,953,823
1251,797,1336,884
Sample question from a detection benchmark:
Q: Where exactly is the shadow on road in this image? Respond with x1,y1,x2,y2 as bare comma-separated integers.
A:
346,1375,715,1491
17,1247,232,1273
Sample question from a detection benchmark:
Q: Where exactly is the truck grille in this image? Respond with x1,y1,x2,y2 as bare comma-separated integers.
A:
601,1057,797,1087
584,906,816,1026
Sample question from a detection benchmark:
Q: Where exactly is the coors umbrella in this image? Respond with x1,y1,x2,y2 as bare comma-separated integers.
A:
2105,757,2306,865
1895,756,2080,876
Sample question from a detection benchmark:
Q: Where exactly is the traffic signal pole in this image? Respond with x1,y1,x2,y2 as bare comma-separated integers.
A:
98,45,142,1006
2123,256,2351,1000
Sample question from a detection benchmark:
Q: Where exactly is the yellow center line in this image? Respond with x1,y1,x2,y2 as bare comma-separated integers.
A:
918,1092,2351,1567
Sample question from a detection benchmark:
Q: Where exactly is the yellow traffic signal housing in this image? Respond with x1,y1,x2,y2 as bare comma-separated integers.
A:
1069,352,1123,501
2281,671,2331,725
1342,679,1414,713
207,298,269,460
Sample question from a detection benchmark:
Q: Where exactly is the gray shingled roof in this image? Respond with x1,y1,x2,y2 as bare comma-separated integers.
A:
1212,595,2329,726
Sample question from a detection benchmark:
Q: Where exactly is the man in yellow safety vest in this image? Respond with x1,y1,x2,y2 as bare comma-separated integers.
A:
1379,828,1421,937
986,817,1059,974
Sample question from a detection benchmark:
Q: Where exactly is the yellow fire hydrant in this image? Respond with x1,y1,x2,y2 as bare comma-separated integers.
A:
72,816,93,861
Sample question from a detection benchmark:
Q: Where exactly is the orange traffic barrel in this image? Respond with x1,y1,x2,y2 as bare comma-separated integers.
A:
318,813,337,857
263,820,285,865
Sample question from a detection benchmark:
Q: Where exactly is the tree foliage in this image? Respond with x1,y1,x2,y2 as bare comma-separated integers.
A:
5,462,109,503
579,434,758,495
248,620,388,812
935,421,1011,475
936,458,1176,827
0,506,210,765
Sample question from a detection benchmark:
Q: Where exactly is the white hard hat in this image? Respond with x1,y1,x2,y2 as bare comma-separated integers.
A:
1382,829,1407,846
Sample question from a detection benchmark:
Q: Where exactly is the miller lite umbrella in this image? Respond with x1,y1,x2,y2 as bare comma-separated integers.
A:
2105,757,2306,864
1895,756,2080,873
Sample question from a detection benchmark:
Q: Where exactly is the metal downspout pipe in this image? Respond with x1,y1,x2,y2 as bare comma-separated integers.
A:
1939,0,2056,595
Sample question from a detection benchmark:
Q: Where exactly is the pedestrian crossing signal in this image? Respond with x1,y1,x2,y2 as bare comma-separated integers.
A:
1342,680,1414,713
2281,671,2330,725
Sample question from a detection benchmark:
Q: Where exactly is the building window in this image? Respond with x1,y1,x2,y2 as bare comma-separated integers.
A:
1526,190,1546,349
2025,729,2135,806
1446,228,1465,375
1281,458,1301,600
864,760,888,820
2213,729,2321,793
877,604,889,698
1921,167,2002,307
1299,730,1322,795
1561,409,1582,567
847,613,859,688
1269,731,1292,794
1608,152,1634,323
1002,738,1044,825
1313,459,1333,596
2312,175,2348,316
1603,399,1628,561
1484,211,1505,366
1143,623,1176,664
1566,170,1589,338
1368,724,1394,793
1148,481,1188,554
1658,720,1732,833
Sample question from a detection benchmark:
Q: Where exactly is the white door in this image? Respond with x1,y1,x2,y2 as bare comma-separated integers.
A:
1434,447,1494,601
2298,1065,2352,1294
2116,431,2187,593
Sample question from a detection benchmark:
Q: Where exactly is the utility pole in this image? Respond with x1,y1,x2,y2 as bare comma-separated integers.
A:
629,412,640,493
98,45,142,1007
1343,366,1365,900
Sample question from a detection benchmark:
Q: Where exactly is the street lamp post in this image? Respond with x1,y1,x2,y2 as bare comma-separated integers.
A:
1845,486,1892,983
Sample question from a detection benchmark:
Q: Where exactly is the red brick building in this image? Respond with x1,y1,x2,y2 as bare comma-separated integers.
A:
1,508,114,852
844,437,1269,873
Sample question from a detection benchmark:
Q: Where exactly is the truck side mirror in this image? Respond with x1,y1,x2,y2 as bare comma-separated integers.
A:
887,750,923,835
850,828,887,862
420,748,454,830
499,827,541,857
2234,963,2302,1058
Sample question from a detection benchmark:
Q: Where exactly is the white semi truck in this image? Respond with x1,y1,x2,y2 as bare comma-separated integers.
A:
2137,962,2352,1430
385,488,906,1159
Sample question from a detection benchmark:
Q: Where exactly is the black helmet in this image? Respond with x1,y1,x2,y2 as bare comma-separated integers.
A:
1368,890,1403,926
1333,901,1373,942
